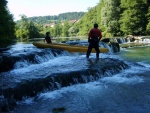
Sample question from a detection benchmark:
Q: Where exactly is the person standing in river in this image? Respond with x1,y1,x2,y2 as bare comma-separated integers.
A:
86,23,102,59
44,32,52,44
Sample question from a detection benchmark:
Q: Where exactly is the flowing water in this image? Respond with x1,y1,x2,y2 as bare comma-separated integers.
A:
0,39,150,113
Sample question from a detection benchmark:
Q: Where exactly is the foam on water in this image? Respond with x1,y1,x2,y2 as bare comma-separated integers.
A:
1,55,90,82
38,81,103,100
8,43,150,113
7,43,38,55
100,56,150,86
137,61,150,68
35,62,146,100
14,62,149,113
19,98,35,105
9,53,110,76
101,75,144,84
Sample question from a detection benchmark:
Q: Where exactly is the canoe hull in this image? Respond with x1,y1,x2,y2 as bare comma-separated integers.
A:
33,42,109,53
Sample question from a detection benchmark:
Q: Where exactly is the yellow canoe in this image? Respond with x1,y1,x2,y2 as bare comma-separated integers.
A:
33,42,109,53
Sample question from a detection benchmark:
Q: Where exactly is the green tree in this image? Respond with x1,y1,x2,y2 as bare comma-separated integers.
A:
53,23,62,37
119,0,148,35
146,4,150,34
0,0,15,46
15,15,41,40
101,0,121,37
27,12,85,24
74,6,98,36
62,21,70,37
73,0,106,36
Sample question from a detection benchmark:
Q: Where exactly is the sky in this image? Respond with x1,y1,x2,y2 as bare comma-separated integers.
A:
7,0,100,20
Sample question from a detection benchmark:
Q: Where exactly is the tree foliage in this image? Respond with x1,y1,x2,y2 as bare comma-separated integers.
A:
101,0,121,36
27,12,85,24
62,21,70,37
146,3,150,34
74,0,150,37
119,0,148,35
15,15,41,40
52,23,62,37
74,5,101,36
0,0,15,46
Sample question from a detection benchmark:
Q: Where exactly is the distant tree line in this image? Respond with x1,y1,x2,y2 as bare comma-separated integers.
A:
26,12,85,24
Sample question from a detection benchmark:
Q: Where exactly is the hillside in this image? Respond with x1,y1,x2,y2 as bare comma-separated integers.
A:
27,12,85,24
73,0,150,37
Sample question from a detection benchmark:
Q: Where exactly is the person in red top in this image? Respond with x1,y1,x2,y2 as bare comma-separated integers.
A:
86,23,102,59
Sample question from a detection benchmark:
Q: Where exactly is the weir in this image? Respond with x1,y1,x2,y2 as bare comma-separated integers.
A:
0,48,70,72
104,37,150,49
113,36,150,44
0,40,140,112
0,45,129,112
0,37,150,112
0,41,122,73
0,57,129,111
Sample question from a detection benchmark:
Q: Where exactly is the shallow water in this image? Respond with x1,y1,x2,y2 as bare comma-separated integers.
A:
0,42,150,113
12,66,150,113
10,45,150,113
118,46,150,64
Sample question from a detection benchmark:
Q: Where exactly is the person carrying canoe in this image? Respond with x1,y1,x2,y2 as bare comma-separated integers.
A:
86,23,102,59
44,32,52,44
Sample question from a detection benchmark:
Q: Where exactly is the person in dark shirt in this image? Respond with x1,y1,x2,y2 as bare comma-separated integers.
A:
86,23,102,59
44,32,52,44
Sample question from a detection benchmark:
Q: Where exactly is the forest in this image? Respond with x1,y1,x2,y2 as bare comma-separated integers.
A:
0,0,15,46
26,12,85,24
74,0,150,37
14,12,85,41
0,0,150,45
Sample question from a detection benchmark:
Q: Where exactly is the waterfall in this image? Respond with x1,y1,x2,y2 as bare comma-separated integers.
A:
0,49,70,72
0,58,128,102
139,38,150,43
0,41,149,112
99,42,113,53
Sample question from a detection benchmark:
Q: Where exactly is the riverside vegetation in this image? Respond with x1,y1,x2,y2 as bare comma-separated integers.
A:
1,0,150,46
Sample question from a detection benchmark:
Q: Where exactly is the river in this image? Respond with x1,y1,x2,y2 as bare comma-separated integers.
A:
0,39,150,113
